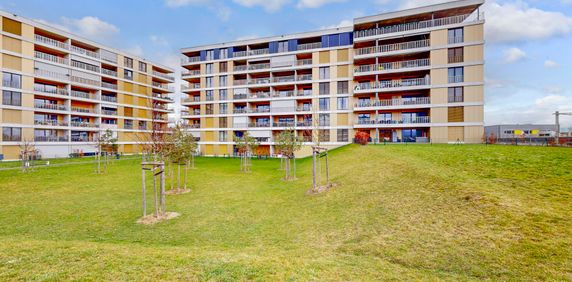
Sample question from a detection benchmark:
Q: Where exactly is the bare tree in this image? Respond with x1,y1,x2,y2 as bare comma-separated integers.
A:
275,129,302,181
234,132,258,173
94,129,116,174
19,139,38,173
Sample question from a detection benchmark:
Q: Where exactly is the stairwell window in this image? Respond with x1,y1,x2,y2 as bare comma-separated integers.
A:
3,127,22,141
124,57,133,69
337,97,348,110
448,87,464,103
3,72,21,89
448,67,464,83
319,67,330,79
319,82,330,95
448,27,464,44
337,129,348,142
2,90,21,106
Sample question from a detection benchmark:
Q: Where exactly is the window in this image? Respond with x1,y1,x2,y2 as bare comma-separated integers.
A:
219,75,227,87
206,77,213,88
278,41,288,53
319,82,330,95
220,103,228,114
124,69,133,80
124,119,133,129
206,104,213,115
3,72,21,89
3,127,21,141
206,63,214,74
139,62,147,72
448,28,464,44
337,97,348,110
337,129,348,142
206,90,214,101
138,120,147,130
103,119,117,125
319,98,330,111
448,87,464,103
448,107,464,122
448,47,464,64
219,131,227,142
319,130,330,142
124,57,133,69
219,117,228,128
337,81,349,94
220,49,228,59
2,90,21,106
319,113,330,126
219,62,228,73
206,50,214,60
319,67,330,79
219,89,228,100
448,67,464,83
379,113,392,122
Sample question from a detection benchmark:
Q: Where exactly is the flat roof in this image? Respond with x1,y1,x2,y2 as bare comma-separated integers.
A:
0,10,174,72
180,26,353,53
354,0,484,25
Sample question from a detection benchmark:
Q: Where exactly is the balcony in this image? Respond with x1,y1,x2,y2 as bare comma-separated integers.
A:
297,74,313,81
354,13,482,40
71,76,100,87
355,97,431,109
233,51,247,58
70,45,99,59
273,91,295,98
273,75,295,83
71,106,96,114
249,63,271,71
297,90,313,97
71,136,96,142
251,92,271,99
354,39,430,57
152,82,174,91
249,48,270,56
273,122,296,127
35,103,67,111
101,82,118,90
354,58,430,74
35,69,69,81
34,119,68,127
101,95,117,103
70,121,99,128
101,68,118,77
35,136,69,142
297,121,313,127
233,93,248,100
34,51,68,65
34,84,69,96
249,77,271,85
356,116,431,125
71,90,97,100
233,65,248,72
35,34,69,50
249,122,271,128
153,71,174,81
355,77,430,92
297,42,322,51
71,60,100,73
101,109,118,116
448,75,464,84
182,56,201,64
297,105,312,112
182,70,201,76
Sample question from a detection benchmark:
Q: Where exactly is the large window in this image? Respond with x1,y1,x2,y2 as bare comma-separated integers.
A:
337,129,348,142
124,119,133,129
448,27,464,44
319,98,330,111
219,89,228,100
448,87,464,103
3,72,21,89
124,69,133,80
206,50,214,60
319,82,330,95
219,131,227,142
206,77,213,88
319,113,330,126
2,90,21,106
206,90,214,101
220,49,228,59
139,62,147,72
205,104,213,115
2,127,21,141
219,75,227,87
278,41,288,53
337,97,348,110
206,63,214,74
219,117,227,128
124,57,133,69
319,130,330,142
448,67,464,83
337,81,349,94
219,62,228,73
219,103,228,114
319,67,330,79
448,47,464,64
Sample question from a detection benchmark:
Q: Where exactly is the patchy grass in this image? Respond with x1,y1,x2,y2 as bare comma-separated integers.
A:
0,144,570,280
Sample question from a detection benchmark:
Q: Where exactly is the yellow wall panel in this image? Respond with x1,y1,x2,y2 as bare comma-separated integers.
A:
2,109,22,123
431,108,447,123
430,127,448,143
430,49,447,65
430,69,447,85
337,113,348,126
2,36,21,53
430,88,447,104
465,24,484,42
319,51,330,64
430,29,447,46
464,45,484,62
465,65,484,83
337,49,349,62
2,18,22,36
464,85,484,103
464,106,483,123
448,126,464,142
2,54,21,71
337,65,349,78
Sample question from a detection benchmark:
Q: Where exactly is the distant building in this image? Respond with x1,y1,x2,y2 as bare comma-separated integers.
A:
485,124,557,143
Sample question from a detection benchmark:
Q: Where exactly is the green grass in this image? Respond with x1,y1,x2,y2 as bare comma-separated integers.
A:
0,144,570,281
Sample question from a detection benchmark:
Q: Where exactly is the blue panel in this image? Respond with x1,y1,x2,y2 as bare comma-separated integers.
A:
339,32,351,46
199,50,206,61
329,34,340,47
228,47,233,58
321,35,329,48
213,48,220,60
269,42,278,53
288,39,298,52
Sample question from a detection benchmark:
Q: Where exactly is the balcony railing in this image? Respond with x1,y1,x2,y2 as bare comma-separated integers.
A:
273,75,295,83
71,136,97,142
354,39,430,56
34,51,68,65
233,51,248,58
249,77,271,85
71,76,100,87
101,109,118,116
273,122,296,127
297,74,313,81
101,68,118,77
101,95,117,103
355,97,431,108
35,103,67,111
34,119,68,126
354,58,430,73
182,56,201,64
71,106,96,114
101,81,118,89
35,136,69,142
297,42,322,51
182,70,201,76
153,71,174,81
273,91,295,98
70,45,99,59
448,75,464,83
34,34,68,50
70,121,99,128
297,106,312,112
35,69,69,81
249,48,270,56
357,116,431,125
71,90,97,100
249,122,271,128
354,13,481,39
249,63,271,70
34,84,69,96
152,82,173,91
233,94,248,100
355,77,430,91
297,90,312,96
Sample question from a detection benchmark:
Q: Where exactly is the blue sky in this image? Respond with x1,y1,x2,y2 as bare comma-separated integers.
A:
1,0,571,128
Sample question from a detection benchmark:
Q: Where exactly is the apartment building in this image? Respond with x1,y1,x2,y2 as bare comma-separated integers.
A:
181,0,485,156
0,11,174,160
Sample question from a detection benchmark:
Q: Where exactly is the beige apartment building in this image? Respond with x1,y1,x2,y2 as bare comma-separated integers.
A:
180,0,485,156
0,11,174,160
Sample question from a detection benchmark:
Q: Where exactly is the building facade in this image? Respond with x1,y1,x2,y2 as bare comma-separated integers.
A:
0,11,174,160
485,124,558,141
181,0,485,156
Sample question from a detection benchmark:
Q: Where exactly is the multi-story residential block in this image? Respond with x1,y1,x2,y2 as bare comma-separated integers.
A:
0,11,174,160
181,0,484,156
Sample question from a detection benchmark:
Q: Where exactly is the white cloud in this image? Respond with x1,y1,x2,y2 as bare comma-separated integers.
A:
543,86,562,94
235,34,260,41
233,0,290,12
321,19,353,29
165,0,211,7
61,16,119,41
165,0,231,20
486,95,572,127
503,47,526,63
123,45,144,57
544,60,559,68
398,0,452,9
150,35,170,47
296,0,346,9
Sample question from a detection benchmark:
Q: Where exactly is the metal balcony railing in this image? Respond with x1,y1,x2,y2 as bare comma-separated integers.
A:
297,42,322,51
34,119,68,126
34,84,69,96
72,76,100,87
35,69,69,81
355,97,431,108
357,116,431,125
71,106,95,114
354,39,430,56
182,56,201,64
34,51,68,65
355,77,430,91
354,58,430,73
34,34,68,50
35,136,69,142
35,103,67,111
101,68,118,77
152,71,174,81
101,95,117,103
71,45,99,59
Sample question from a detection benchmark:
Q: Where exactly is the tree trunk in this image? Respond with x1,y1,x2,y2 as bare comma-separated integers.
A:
160,163,166,214
153,168,158,217
285,157,290,180
184,160,189,190
312,150,317,191
97,145,101,174
177,163,181,190
170,163,174,191
293,157,296,179
142,167,146,217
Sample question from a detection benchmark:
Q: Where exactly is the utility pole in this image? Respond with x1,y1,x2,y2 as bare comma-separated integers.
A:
554,111,572,145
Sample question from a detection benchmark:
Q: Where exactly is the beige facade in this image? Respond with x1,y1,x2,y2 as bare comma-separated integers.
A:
0,12,174,160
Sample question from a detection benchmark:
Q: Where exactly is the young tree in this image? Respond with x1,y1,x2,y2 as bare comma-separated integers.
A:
95,129,116,174
19,139,38,173
163,123,196,193
234,132,258,173
275,129,302,181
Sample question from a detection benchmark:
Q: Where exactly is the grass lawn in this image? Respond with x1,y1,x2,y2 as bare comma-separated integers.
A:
0,144,570,281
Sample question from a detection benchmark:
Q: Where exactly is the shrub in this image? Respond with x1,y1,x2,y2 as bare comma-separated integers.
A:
355,131,370,145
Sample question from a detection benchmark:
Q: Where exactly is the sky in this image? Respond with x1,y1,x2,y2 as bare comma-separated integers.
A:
1,0,571,129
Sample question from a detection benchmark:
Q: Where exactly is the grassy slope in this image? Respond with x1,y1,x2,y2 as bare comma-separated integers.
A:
0,145,570,281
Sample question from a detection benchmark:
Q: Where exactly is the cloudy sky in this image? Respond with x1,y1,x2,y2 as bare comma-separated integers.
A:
2,0,571,128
